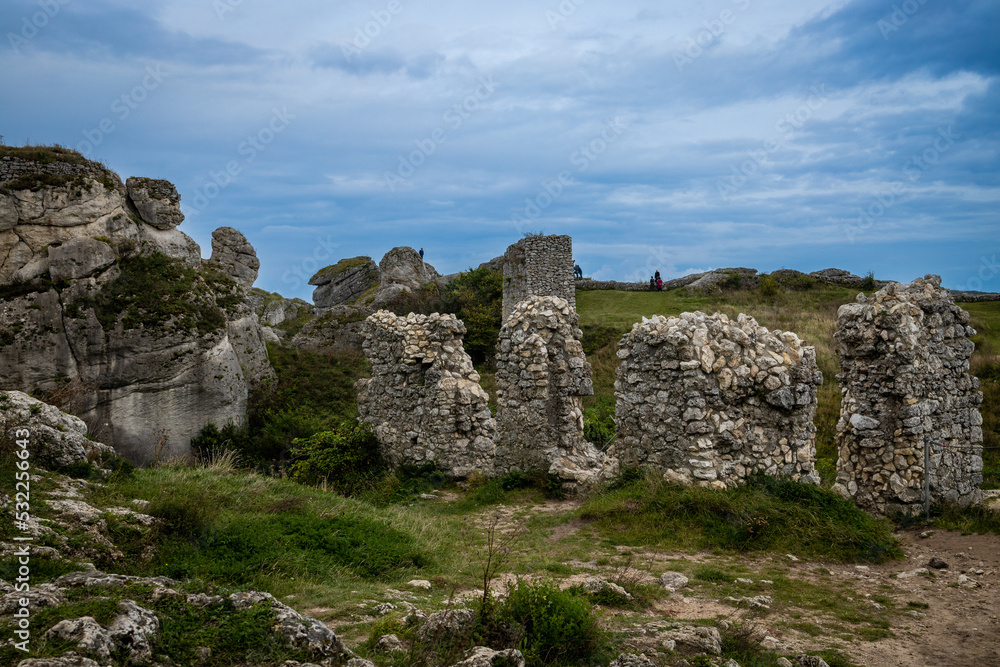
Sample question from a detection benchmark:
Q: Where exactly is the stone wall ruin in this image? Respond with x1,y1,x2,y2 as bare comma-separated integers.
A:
614,312,823,487
502,235,576,321
833,275,984,515
356,310,496,478
494,296,615,487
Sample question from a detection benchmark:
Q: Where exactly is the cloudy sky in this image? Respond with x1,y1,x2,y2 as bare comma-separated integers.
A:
2,0,998,299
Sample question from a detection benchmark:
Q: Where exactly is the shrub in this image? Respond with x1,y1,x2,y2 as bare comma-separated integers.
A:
485,580,604,666
758,274,780,298
289,421,385,494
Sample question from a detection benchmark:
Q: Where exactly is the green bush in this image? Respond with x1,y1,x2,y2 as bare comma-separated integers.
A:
758,274,780,298
485,580,605,667
290,421,385,494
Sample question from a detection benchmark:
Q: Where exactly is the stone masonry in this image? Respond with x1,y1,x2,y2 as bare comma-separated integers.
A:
833,275,984,515
502,235,575,321
615,312,823,487
494,296,615,487
356,310,496,479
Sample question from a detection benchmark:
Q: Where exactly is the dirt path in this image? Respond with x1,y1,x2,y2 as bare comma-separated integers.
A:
844,529,1000,667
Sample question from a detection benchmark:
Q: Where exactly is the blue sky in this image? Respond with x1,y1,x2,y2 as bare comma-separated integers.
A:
2,0,998,300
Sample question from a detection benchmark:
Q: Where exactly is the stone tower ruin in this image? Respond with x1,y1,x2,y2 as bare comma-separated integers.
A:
502,234,576,321
833,275,984,515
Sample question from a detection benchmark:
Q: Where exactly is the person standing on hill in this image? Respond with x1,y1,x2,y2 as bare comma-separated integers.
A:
574,263,583,279
656,276,663,291
649,276,656,291
419,247,424,261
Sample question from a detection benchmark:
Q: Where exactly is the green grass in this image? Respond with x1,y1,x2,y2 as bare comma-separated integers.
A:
580,471,902,563
92,467,443,588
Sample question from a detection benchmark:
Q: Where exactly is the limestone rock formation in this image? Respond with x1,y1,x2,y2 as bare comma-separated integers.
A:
833,275,984,514
501,235,575,320
125,177,183,230
494,296,615,487
0,391,115,469
309,256,380,308
356,311,496,478
380,246,440,293
0,149,200,283
615,312,822,487
810,268,864,286
290,305,367,353
208,226,260,288
0,147,273,463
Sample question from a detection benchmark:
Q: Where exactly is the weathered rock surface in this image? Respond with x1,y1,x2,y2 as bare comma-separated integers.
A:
357,311,496,478
495,296,615,488
44,617,115,662
380,246,440,293
125,177,183,230
451,646,525,667
208,226,260,288
833,275,984,515
659,572,689,592
0,150,273,463
418,608,475,644
0,391,115,468
609,654,656,667
659,625,722,655
502,235,575,320
291,305,368,353
309,256,380,308
615,311,822,487
230,591,352,660
47,238,116,282
16,653,102,667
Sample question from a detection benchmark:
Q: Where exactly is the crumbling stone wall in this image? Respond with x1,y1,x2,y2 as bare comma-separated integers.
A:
494,296,614,487
502,235,575,320
356,310,495,478
833,275,984,515
615,312,822,487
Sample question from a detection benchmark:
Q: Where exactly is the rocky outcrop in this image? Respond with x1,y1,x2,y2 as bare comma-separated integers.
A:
380,246,440,293
0,150,200,283
356,311,496,478
494,296,615,488
0,391,115,468
833,275,984,515
290,305,367,353
125,177,183,230
309,256,380,308
207,226,260,289
0,147,273,464
615,312,822,487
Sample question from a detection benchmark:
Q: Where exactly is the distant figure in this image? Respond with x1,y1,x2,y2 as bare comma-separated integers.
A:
656,277,663,292
574,263,583,279
419,247,424,261
654,270,661,281
649,276,656,291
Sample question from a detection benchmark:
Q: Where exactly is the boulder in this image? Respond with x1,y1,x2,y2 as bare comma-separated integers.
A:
379,246,439,293
46,617,115,661
0,391,116,469
609,655,656,667
659,572,689,592
125,177,183,230
108,600,159,664
208,226,259,288
229,591,352,660
451,646,525,667
809,268,864,286
309,256,380,308
48,238,116,282
418,608,475,644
